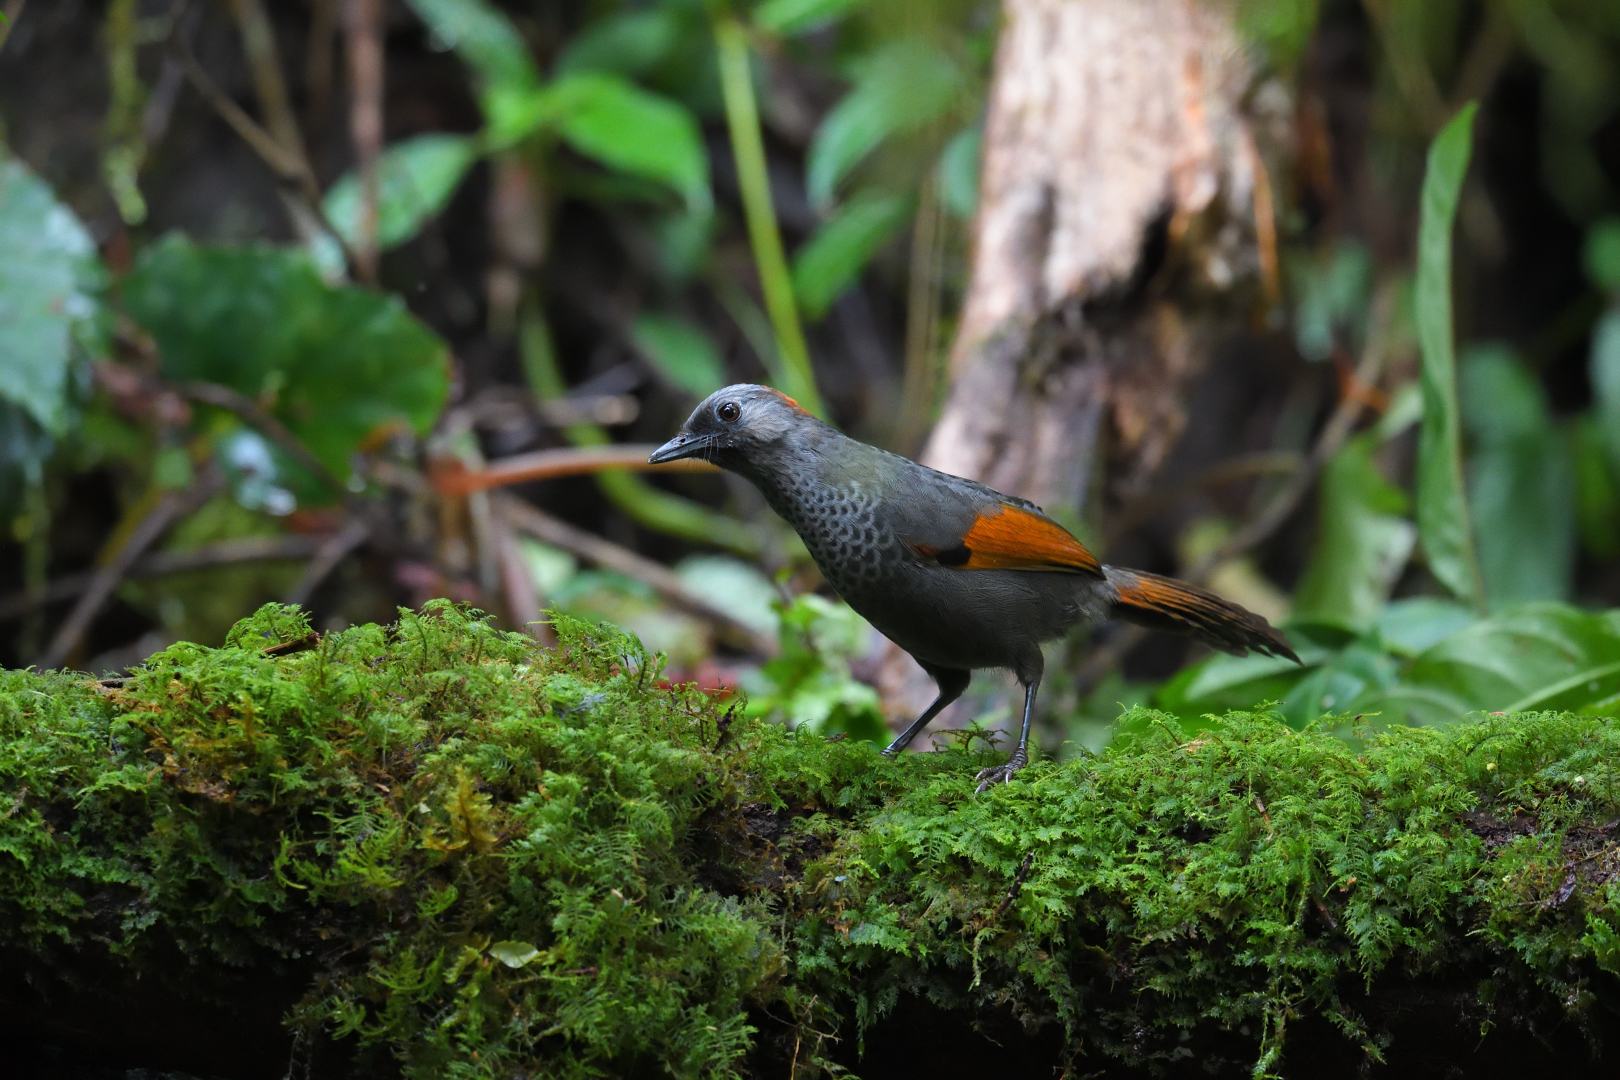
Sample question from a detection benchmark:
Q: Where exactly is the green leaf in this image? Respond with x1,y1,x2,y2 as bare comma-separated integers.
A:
1372,597,1474,657
0,155,102,437
1155,624,1350,723
556,8,682,77
1593,309,1620,474
938,125,981,220
540,74,710,210
1279,639,1399,721
488,940,542,968
323,134,479,252
1413,103,1484,608
403,0,543,144
122,237,450,484
1236,0,1320,66
1288,243,1373,363
754,0,863,35
674,557,777,636
1460,347,1574,608
630,313,725,398
1573,415,1620,559
1585,217,1620,292
1292,434,1416,632
1353,603,1620,724
792,191,913,318
806,40,960,209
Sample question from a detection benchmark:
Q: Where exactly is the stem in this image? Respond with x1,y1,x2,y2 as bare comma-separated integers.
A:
897,174,943,450
713,17,825,417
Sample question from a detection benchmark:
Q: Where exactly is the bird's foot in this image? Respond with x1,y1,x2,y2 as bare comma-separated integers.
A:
973,751,1028,793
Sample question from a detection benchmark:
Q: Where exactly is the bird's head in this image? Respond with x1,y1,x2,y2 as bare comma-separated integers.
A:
648,384,819,468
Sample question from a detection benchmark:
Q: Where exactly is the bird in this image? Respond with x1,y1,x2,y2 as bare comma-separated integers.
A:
649,384,1299,790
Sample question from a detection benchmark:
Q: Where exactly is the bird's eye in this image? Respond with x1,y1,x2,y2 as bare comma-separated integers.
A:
716,400,741,423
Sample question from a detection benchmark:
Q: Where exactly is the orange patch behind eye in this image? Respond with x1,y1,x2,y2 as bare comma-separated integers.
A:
958,504,1101,575
767,388,805,412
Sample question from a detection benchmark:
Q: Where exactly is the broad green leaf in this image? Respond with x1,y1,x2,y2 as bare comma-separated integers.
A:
1414,103,1483,607
1372,597,1474,656
539,74,710,210
323,134,479,252
754,0,863,35
1292,434,1415,631
404,0,542,144
1279,640,1399,721
792,191,913,318
557,8,682,76
1594,309,1620,472
0,155,102,436
938,125,981,220
675,556,777,636
631,313,724,398
1585,217,1620,292
806,40,960,209
1573,415,1620,559
1154,623,1351,722
1353,603,1620,724
123,237,450,484
1460,347,1574,607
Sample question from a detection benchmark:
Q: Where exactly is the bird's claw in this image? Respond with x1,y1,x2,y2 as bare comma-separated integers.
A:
973,759,1025,793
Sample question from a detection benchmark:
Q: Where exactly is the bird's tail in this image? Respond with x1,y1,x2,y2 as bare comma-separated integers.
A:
1104,567,1300,662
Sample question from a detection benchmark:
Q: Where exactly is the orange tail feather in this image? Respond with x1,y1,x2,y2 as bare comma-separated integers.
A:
1105,568,1299,662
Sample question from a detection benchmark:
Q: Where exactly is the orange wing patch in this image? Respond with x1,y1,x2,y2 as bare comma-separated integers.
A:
953,504,1102,575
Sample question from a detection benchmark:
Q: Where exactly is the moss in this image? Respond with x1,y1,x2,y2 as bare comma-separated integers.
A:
2,603,1618,1077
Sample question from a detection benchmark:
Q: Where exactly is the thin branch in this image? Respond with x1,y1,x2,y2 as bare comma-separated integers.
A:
497,496,776,658
176,381,349,496
433,446,719,496
173,380,398,557
1076,287,1398,688
167,15,364,276
284,520,369,606
1190,287,1395,579
1105,451,1305,543
0,0,28,53
0,535,326,622
342,0,384,282
39,471,223,669
226,0,307,162
492,511,547,640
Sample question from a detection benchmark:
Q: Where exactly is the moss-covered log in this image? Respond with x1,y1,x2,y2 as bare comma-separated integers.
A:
3,603,1619,1078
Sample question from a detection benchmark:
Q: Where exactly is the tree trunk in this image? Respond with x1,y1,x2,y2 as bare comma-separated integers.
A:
883,0,1282,717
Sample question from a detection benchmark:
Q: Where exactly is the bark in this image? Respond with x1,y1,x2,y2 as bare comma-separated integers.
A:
936,0,1269,507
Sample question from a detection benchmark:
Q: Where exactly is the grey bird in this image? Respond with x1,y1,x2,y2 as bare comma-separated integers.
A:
650,384,1298,789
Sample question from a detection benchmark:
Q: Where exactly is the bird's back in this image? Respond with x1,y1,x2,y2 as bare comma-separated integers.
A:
748,431,1107,675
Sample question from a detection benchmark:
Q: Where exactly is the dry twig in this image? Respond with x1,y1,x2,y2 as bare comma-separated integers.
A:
497,496,775,657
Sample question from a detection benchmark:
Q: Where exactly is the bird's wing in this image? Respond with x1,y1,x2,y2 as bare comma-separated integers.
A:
903,500,1103,576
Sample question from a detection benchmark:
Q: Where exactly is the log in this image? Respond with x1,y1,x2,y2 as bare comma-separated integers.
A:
1,604,1616,1077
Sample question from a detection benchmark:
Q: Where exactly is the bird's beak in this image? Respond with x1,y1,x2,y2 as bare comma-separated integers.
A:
648,432,704,464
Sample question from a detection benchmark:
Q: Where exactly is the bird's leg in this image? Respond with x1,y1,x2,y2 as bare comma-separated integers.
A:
975,679,1039,792
882,666,970,757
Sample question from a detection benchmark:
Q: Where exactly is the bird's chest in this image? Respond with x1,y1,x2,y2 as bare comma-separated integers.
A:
765,476,897,599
